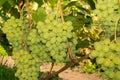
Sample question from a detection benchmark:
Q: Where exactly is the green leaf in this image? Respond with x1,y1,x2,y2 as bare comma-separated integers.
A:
7,0,16,6
63,1,78,9
2,1,11,13
10,7,20,18
0,0,7,7
85,0,95,10
32,7,47,22
75,5,90,14
35,0,43,7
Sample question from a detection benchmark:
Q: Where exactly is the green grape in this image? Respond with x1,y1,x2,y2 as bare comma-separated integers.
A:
109,42,117,50
107,53,115,60
103,38,110,45
112,57,120,65
50,37,57,44
102,46,109,52
43,33,49,39
90,50,98,58
103,59,111,67
94,42,103,51
96,58,104,64
107,71,115,79
0,45,8,56
115,71,120,80
117,65,120,70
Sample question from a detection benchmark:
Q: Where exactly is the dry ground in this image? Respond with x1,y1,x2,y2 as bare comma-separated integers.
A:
40,63,104,80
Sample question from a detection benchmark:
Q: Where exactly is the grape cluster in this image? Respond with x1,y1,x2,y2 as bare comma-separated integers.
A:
27,13,77,63
0,45,7,56
93,0,120,36
90,38,120,80
2,17,23,52
12,50,41,80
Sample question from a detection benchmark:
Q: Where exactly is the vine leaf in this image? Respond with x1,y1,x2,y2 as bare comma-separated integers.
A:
0,0,7,7
32,7,47,23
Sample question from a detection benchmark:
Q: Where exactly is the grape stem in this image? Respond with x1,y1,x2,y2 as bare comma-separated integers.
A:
58,0,64,23
26,0,32,31
21,28,25,49
114,16,120,41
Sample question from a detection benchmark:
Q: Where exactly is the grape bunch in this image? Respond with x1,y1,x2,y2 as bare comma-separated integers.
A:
12,50,41,80
0,45,7,56
27,13,77,63
93,0,120,36
2,17,23,52
90,38,120,80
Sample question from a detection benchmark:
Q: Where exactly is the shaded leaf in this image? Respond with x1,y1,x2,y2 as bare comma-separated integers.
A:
0,0,7,7
10,7,20,18
35,0,43,7
84,0,95,10
7,0,16,6
2,1,11,14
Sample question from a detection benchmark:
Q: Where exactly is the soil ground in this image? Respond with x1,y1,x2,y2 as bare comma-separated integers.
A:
40,63,104,80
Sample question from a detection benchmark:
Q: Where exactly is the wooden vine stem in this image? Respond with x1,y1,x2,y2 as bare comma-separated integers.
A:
43,55,89,80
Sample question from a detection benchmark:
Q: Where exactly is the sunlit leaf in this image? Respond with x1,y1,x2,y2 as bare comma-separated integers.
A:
32,7,47,22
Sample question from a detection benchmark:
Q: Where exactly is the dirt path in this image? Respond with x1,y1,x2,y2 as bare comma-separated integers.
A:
40,63,103,80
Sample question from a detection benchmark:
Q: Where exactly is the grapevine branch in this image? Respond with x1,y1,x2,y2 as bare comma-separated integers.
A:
47,63,54,80
66,41,78,63
54,55,89,75
43,55,89,80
